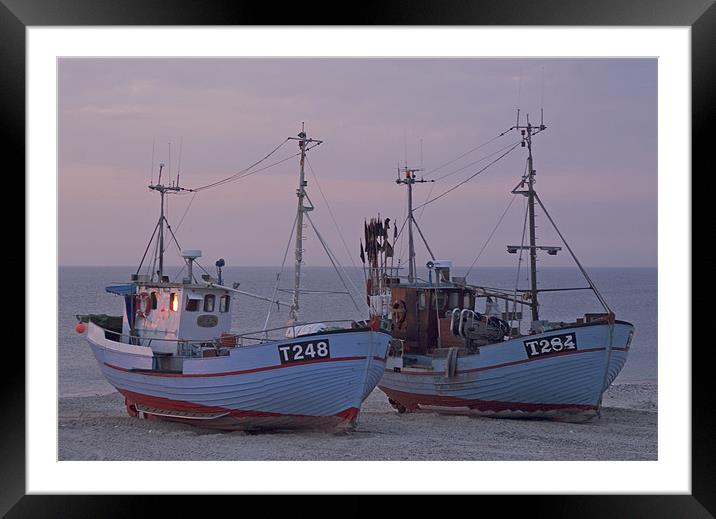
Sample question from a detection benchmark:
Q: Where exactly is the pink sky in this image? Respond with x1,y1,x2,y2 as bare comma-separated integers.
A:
58,58,657,267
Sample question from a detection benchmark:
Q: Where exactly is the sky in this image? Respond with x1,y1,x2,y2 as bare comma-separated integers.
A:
58,58,657,268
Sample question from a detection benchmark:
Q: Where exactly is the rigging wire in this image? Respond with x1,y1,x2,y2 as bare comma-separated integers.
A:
422,129,514,179
303,192,366,308
150,139,155,184
189,138,291,192
263,212,299,332
425,130,510,180
432,140,522,184
176,136,183,186
395,189,410,265
533,192,612,313
511,194,530,330
415,139,521,223
305,212,366,315
192,149,299,192
174,192,197,234
148,223,161,279
412,142,521,212
464,194,518,279
305,156,360,273
136,218,160,276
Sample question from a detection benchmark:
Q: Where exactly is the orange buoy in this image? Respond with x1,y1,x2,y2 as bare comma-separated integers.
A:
75,322,86,334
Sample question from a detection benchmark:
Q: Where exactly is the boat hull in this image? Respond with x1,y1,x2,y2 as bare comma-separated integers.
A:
86,323,391,431
379,321,634,422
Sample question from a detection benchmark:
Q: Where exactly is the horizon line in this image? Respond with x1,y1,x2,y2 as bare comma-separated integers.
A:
57,264,658,269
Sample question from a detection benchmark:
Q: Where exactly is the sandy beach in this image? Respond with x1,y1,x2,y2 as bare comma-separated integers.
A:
58,382,656,461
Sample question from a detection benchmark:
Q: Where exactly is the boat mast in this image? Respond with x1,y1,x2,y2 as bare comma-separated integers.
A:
509,113,552,322
288,124,321,322
396,166,434,283
525,119,539,322
148,162,184,282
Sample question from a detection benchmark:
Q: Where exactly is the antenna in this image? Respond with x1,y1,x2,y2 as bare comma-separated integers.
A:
420,138,424,172
540,67,546,130
396,164,435,283
508,111,551,322
150,139,156,184
286,123,323,322
176,136,183,187
168,142,172,185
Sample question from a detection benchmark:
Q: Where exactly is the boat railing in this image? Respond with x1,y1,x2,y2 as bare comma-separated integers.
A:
228,319,365,347
89,318,367,356
89,324,215,357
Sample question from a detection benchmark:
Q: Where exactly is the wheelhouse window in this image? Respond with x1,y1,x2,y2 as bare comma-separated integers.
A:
219,295,230,313
150,292,157,310
448,291,459,309
204,294,216,312
436,291,447,310
186,296,200,312
170,292,179,312
418,291,426,310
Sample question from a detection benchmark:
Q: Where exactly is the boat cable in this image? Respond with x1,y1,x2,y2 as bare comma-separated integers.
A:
305,156,361,273
394,190,411,269
431,139,524,184
189,139,323,194
415,139,521,223
169,141,321,254
464,194,518,280
149,138,156,184
148,229,161,279
412,142,521,212
511,194,530,332
391,140,521,280
531,191,617,416
263,212,299,333
422,127,515,179
135,217,161,276
303,195,366,309
174,191,197,234
172,263,187,283
189,137,291,192
533,192,612,314
305,211,367,315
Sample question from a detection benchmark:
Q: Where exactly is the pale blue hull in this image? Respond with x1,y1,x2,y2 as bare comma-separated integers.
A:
379,321,633,421
87,323,391,430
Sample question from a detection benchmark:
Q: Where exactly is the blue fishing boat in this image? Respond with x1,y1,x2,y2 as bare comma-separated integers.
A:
362,115,635,422
77,126,391,431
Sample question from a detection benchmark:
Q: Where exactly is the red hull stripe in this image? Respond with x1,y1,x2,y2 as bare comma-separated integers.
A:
105,354,385,378
384,346,628,375
120,389,359,419
379,386,597,412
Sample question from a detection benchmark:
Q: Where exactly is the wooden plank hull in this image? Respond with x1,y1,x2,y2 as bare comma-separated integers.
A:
379,321,634,422
86,323,391,431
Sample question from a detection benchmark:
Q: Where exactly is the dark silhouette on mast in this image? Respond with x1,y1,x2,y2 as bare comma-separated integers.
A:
396,165,435,283
509,111,558,323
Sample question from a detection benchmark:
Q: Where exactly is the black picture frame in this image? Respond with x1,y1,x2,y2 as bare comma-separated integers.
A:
4,0,711,516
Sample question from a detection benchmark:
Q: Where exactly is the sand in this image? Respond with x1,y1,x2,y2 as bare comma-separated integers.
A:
58,382,656,461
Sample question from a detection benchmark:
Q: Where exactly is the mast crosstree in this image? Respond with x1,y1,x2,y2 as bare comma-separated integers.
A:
396,166,435,283
507,114,560,322
288,124,322,322
138,161,192,282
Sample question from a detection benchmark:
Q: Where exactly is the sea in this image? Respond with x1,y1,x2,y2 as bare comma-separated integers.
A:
58,266,657,398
